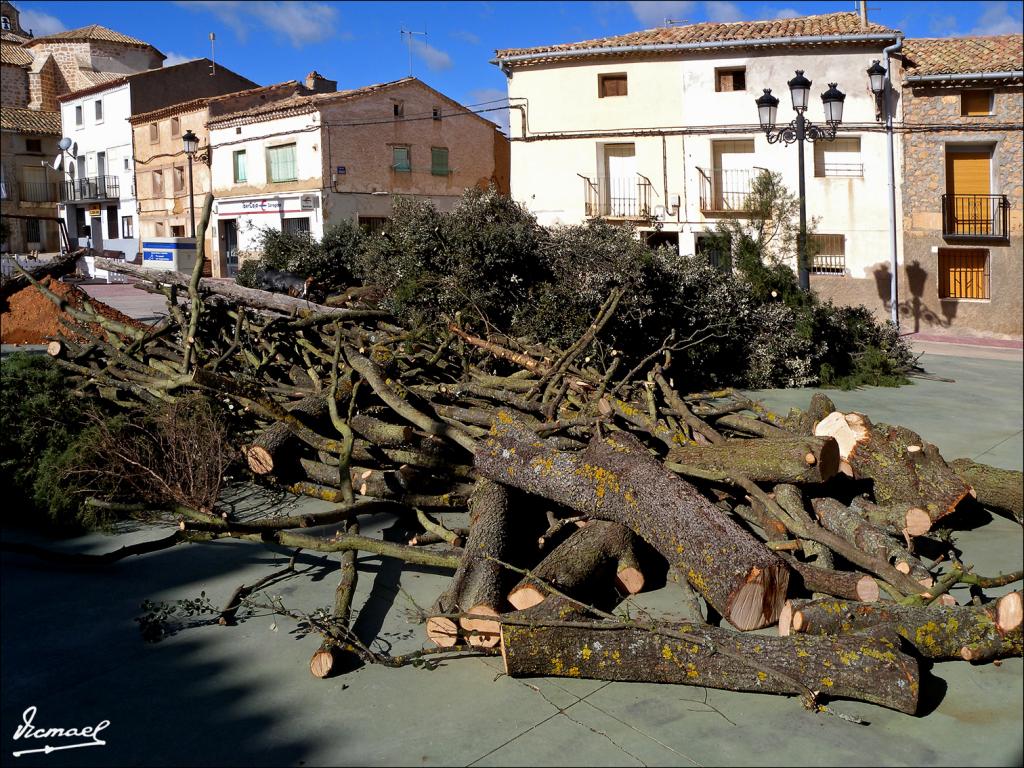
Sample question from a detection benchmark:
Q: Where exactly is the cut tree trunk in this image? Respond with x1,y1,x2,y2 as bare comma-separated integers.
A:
499,615,920,714
247,394,333,475
780,592,1023,662
849,496,932,538
426,479,513,648
784,557,880,602
507,520,644,610
815,412,970,524
949,459,1023,525
668,436,840,485
811,498,933,588
475,416,789,631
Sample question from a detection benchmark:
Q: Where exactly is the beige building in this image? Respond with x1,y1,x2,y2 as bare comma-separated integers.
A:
895,35,1023,340
206,74,509,270
0,106,63,253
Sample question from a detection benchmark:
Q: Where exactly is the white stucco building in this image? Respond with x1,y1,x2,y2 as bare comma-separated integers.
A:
493,11,904,289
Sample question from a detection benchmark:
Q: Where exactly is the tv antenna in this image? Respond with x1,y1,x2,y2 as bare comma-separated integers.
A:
210,32,216,76
663,18,688,26
400,27,426,76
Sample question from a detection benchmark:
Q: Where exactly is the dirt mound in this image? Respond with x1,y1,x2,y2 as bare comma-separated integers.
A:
1,278,147,345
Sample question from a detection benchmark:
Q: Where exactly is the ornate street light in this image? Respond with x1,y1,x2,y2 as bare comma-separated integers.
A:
182,129,199,238
866,60,887,96
755,71,846,292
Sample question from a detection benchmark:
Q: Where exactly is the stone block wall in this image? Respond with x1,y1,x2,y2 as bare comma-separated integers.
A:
1,62,28,107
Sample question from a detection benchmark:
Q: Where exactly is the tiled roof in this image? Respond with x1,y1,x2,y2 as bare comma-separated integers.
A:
495,11,898,63
1,30,29,43
25,24,164,56
129,97,211,124
0,106,61,135
0,41,32,67
77,69,130,87
207,78,415,126
902,35,1023,77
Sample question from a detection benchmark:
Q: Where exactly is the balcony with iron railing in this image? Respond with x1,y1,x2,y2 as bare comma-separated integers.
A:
19,180,60,203
942,194,1010,241
580,174,653,220
697,167,767,215
61,175,120,203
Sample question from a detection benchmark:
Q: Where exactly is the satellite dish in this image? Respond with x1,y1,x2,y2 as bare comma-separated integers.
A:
58,136,72,151
70,141,78,156
51,153,63,171
67,163,76,178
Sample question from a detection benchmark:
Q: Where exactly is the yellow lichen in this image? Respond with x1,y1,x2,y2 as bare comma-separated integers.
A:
581,645,592,661
821,676,834,688
662,645,674,660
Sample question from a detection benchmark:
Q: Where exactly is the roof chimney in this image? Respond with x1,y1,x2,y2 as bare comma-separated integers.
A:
304,71,337,94
859,0,868,29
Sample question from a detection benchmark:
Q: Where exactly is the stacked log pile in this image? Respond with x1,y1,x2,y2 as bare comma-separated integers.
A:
10,217,1021,716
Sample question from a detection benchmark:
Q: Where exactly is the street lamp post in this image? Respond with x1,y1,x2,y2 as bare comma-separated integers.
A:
755,71,846,292
868,45,903,328
181,129,199,238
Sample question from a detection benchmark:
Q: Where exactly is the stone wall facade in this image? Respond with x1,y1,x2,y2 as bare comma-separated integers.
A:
899,83,1023,339
0,61,28,107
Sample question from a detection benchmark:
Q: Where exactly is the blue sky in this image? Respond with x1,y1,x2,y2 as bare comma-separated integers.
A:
14,1,1024,132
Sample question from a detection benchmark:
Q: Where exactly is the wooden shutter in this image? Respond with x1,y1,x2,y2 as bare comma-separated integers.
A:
961,90,992,116
599,74,627,97
938,248,989,299
946,151,991,196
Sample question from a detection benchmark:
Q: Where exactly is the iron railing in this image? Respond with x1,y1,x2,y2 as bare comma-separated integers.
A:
942,194,1009,240
61,175,120,203
19,180,60,203
697,167,767,214
581,174,653,219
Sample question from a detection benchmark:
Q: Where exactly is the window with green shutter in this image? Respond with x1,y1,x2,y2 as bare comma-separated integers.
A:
431,147,449,176
266,144,297,183
233,150,247,183
392,146,410,172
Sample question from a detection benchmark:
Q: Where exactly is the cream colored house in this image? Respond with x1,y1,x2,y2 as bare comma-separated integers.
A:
493,11,903,291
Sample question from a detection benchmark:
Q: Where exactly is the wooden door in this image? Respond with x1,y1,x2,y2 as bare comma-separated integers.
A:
945,151,992,235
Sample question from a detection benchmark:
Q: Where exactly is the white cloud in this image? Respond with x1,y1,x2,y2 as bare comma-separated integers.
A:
928,14,959,35
163,51,196,67
969,1,1023,34
450,29,481,45
705,1,744,22
175,1,340,47
19,8,67,36
773,8,800,20
468,87,509,134
411,38,453,72
628,1,697,27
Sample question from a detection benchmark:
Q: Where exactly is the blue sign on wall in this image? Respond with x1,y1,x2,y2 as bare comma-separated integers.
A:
144,250,174,261
336,166,347,175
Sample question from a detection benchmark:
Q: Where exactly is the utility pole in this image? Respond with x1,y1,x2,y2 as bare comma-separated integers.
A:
400,27,426,76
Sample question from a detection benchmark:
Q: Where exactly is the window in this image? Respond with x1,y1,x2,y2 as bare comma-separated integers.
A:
123,157,130,171
392,100,404,118
170,117,180,136
26,218,40,243
283,217,310,235
95,99,103,122
122,216,133,238
75,106,83,127
715,67,746,92
392,146,410,172
152,170,164,196
696,233,732,272
598,73,628,98
359,216,390,235
233,150,247,183
431,147,449,176
149,123,159,143
106,206,118,239
814,137,863,177
25,138,42,153
1,16,10,31
432,106,442,121
173,166,185,194
809,234,846,275
266,143,297,182
170,225,185,237
939,248,989,299
961,90,993,116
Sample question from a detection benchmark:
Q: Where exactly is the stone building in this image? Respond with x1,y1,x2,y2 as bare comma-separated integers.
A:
1,2,167,254
898,35,1023,340
206,74,509,271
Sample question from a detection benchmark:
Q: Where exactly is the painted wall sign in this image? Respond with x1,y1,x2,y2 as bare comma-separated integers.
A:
336,166,346,175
